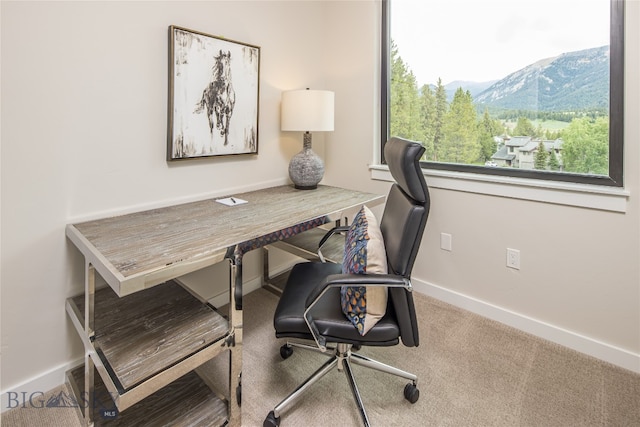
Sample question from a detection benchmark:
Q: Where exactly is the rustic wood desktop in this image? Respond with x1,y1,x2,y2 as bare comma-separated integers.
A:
65,184,384,426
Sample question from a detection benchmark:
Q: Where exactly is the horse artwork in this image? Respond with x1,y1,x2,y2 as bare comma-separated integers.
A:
194,50,236,146
168,26,260,160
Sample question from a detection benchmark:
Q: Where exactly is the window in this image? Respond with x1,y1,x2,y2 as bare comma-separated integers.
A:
381,0,624,187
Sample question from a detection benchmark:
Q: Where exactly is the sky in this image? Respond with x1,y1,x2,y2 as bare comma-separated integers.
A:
391,0,611,86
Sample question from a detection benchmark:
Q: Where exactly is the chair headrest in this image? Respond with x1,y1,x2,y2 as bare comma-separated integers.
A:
384,137,428,204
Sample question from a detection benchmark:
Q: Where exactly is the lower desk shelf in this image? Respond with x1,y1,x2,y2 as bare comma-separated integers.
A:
66,280,231,414
67,365,227,426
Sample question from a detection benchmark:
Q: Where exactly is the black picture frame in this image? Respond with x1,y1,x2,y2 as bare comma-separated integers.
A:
168,26,260,160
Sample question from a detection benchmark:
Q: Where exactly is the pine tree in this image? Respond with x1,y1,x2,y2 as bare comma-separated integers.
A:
433,78,447,162
441,88,479,164
418,84,436,159
478,109,501,162
513,117,535,136
548,147,560,170
389,41,422,143
534,141,548,169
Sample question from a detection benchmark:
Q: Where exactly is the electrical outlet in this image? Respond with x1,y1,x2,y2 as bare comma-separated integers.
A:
506,248,520,269
440,233,452,251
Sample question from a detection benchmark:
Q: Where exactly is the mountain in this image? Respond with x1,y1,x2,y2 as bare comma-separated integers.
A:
474,45,609,111
444,80,497,101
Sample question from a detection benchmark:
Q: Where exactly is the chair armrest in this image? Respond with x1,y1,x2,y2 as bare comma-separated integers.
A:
306,273,410,307
317,225,350,262
303,273,412,351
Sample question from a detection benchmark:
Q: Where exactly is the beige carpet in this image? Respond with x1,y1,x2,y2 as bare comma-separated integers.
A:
3,288,639,426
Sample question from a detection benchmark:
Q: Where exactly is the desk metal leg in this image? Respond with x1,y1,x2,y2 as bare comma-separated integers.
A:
84,262,96,427
228,254,243,426
261,246,284,295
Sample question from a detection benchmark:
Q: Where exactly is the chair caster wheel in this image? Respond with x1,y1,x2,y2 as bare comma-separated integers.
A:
404,383,419,403
280,344,293,359
263,411,281,427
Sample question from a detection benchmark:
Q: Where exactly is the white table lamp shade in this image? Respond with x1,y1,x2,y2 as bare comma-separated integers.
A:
281,90,334,132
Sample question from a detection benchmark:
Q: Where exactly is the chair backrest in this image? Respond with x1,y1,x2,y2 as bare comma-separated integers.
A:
380,137,430,347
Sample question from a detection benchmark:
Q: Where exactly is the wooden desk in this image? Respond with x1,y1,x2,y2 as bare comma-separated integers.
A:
65,184,384,426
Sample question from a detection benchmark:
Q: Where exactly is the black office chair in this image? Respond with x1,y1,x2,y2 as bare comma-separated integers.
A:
264,137,430,427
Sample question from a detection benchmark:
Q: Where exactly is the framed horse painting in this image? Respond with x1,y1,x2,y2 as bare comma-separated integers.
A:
167,26,260,160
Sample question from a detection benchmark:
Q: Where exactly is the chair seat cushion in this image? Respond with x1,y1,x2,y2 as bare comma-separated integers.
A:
274,262,400,346
341,206,388,335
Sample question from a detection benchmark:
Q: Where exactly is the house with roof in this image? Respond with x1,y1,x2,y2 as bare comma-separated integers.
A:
518,139,564,170
491,136,563,170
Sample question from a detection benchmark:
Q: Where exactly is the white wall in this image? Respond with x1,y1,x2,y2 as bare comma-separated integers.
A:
322,1,640,372
0,0,329,400
1,0,638,405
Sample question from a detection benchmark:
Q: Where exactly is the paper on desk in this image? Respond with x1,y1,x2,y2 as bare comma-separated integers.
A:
215,197,248,206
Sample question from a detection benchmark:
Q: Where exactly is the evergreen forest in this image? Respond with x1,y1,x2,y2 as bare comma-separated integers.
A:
389,42,610,175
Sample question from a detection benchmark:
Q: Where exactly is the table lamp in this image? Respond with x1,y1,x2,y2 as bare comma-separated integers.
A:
281,89,334,190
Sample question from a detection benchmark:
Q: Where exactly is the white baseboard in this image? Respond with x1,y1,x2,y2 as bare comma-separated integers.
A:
1,358,84,412
413,278,640,374
206,273,266,308
206,252,304,308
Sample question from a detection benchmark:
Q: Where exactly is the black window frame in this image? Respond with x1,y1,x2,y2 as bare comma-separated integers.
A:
381,0,625,187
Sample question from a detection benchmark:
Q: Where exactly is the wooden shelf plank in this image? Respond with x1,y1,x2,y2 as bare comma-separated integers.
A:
67,365,227,426
71,281,229,391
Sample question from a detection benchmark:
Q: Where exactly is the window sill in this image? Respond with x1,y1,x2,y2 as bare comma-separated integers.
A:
370,165,629,213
